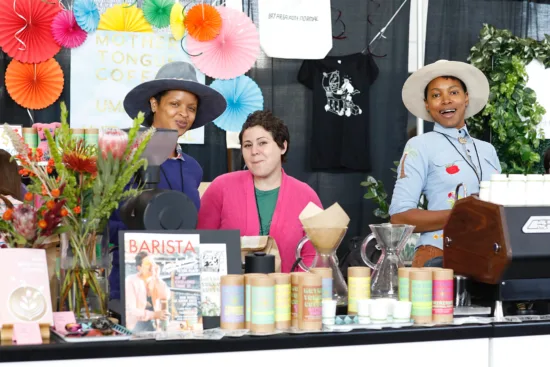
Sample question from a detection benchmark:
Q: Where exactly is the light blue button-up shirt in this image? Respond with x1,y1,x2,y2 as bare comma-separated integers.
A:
389,123,502,250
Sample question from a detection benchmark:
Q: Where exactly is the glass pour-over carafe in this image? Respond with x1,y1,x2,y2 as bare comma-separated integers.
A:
360,224,415,299
295,227,348,306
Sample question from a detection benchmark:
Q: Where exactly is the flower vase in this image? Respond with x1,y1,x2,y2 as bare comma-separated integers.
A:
59,224,110,319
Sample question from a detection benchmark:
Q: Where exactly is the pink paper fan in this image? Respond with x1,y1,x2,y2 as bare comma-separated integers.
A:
187,6,259,80
51,10,87,48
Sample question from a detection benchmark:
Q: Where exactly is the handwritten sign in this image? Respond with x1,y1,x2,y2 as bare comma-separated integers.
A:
70,31,205,144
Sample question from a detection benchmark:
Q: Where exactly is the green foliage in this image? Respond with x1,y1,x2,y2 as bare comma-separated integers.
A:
468,24,549,173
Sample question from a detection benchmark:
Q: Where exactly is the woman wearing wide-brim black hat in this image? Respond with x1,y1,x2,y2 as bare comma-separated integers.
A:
108,61,226,302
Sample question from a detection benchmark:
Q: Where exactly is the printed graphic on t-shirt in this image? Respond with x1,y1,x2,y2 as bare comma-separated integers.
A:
321,70,362,117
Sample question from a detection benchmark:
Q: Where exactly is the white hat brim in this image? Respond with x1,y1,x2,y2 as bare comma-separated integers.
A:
402,60,489,122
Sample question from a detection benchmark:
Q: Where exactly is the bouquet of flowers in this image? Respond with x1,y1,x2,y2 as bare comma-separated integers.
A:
1,102,155,317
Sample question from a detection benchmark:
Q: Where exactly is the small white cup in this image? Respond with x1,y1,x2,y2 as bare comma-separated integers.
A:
393,301,412,323
370,299,388,323
356,299,372,324
357,299,371,316
322,300,337,325
375,298,397,321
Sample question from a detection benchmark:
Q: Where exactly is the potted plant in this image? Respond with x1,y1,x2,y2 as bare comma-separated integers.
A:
1,102,154,318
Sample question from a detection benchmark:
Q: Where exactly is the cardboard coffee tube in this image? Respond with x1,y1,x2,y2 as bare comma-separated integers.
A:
71,128,85,142
84,128,99,147
311,268,333,301
410,270,432,324
398,267,412,301
268,273,291,330
347,266,371,315
250,276,275,333
22,127,38,149
220,275,245,330
290,273,305,328
244,273,267,329
298,273,322,331
432,269,454,324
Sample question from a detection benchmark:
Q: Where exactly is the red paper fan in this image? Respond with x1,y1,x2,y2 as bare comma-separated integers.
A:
6,58,64,110
0,0,62,64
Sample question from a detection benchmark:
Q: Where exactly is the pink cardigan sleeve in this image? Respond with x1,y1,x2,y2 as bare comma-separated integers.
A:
299,190,324,268
197,179,223,229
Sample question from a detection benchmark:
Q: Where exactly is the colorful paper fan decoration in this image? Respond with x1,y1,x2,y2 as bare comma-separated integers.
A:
170,2,185,40
209,76,264,132
187,7,259,80
142,0,173,29
0,0,62,64
98,4,153,32
5,58,64,110
51,10,87,48
184,4,221,42
73,0,100,33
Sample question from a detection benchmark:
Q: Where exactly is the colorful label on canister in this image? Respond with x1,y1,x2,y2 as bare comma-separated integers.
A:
221,285,244,323
348,276,370,312
432,279,453,315
411,279,432,316
246,284,251,322
251,286,274,325
321,278,332,300
85,134,98,147
274,284,291,322
399,277,409,301
301,285,322,322
291,282,298,319
72,133,85,142
24,133,37,148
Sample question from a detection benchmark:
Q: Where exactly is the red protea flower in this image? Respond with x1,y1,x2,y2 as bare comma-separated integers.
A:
12,204,38,241
99,128,128,160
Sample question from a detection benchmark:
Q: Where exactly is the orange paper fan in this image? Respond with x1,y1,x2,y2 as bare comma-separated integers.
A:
6,58,64,110
184,4,221,42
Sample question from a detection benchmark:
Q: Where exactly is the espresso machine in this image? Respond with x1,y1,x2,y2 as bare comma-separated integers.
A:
443,196,550,316
120,128,198,230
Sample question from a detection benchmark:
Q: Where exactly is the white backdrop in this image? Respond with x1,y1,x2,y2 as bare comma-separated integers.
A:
70,31,205,144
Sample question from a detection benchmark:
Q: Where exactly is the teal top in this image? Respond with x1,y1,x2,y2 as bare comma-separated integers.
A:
255,187,280,235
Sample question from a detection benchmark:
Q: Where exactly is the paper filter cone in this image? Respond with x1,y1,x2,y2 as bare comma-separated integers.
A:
302,227,347,255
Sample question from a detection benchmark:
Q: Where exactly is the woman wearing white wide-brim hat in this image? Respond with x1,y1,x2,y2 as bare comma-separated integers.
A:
389,60,502,268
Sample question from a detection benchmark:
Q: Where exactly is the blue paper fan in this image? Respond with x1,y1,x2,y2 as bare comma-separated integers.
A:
73,0,100,33
209,76,264,132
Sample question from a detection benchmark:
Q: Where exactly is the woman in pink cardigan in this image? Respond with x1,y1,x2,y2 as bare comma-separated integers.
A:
197,111,321,272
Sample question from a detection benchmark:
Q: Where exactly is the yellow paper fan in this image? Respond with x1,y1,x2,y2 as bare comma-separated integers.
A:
170,2,185,40
98,4,153,32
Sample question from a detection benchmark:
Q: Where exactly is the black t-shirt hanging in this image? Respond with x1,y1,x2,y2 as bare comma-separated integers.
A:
298,53,379,171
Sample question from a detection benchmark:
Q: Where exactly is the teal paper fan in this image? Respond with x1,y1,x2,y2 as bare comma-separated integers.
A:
73,0,100,33
209,76,264,132
142,0,173,28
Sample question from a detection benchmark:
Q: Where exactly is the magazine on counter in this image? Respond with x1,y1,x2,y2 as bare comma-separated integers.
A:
123,233,203,333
